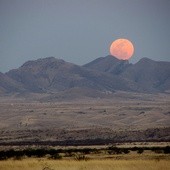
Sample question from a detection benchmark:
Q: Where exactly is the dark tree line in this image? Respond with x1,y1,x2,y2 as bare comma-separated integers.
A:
0,146,169,160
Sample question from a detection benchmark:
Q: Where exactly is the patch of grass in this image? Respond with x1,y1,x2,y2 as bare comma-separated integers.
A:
0,159,170,170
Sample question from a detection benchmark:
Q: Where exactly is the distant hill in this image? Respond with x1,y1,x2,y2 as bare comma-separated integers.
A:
84,56,170,93
5,57,135,96
121,58,170,92
0,56,169,99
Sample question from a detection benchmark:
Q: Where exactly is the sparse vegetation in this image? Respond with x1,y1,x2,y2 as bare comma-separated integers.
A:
0,97,169,170
0,97,170,144
0,145,169,161
74,154,88,161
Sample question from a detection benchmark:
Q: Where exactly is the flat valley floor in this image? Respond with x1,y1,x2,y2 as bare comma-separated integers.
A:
0,92,170,143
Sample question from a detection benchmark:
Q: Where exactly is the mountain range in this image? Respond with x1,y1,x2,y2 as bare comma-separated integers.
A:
0,55,170,99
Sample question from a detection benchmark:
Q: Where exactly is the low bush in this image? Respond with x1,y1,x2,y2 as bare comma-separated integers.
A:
137,148,144,154
49,153,62,160
74,154,88,161
164,146,170,154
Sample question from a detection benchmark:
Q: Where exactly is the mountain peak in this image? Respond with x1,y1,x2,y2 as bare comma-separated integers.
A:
21,57,64,68
138,57,154,63
84,55,130,75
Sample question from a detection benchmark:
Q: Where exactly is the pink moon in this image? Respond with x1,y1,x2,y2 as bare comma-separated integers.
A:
110,39,134,60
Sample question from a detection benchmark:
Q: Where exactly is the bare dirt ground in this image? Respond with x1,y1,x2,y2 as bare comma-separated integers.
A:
0,91,170,144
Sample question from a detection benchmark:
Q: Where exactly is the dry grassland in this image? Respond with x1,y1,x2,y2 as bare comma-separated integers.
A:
0,159,169,170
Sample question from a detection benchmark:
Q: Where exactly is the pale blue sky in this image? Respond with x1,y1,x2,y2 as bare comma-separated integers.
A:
0,0,170,72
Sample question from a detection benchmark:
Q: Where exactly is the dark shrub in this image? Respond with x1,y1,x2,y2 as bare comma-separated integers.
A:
81,148,92,154
0,151,7,160
137,148,144,154
108,146,122,154
122,149,130,154
164,146,170,154
75,154,88,161
49,153,62,160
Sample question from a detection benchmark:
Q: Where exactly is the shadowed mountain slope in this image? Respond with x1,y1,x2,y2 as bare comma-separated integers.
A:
0,72,24,94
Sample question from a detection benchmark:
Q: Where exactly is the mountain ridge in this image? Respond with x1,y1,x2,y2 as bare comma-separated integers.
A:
0,56,170,99
83,55,131,75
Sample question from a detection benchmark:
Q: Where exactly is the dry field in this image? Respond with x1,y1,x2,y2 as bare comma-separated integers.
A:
0,143,170,170
0,159,169,170
0,92,170,143
0,92,170,169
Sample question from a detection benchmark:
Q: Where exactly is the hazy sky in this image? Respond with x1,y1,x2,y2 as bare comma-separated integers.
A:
0,0,170,72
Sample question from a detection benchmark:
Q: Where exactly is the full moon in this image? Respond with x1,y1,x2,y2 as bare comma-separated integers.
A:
110,39,134,60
